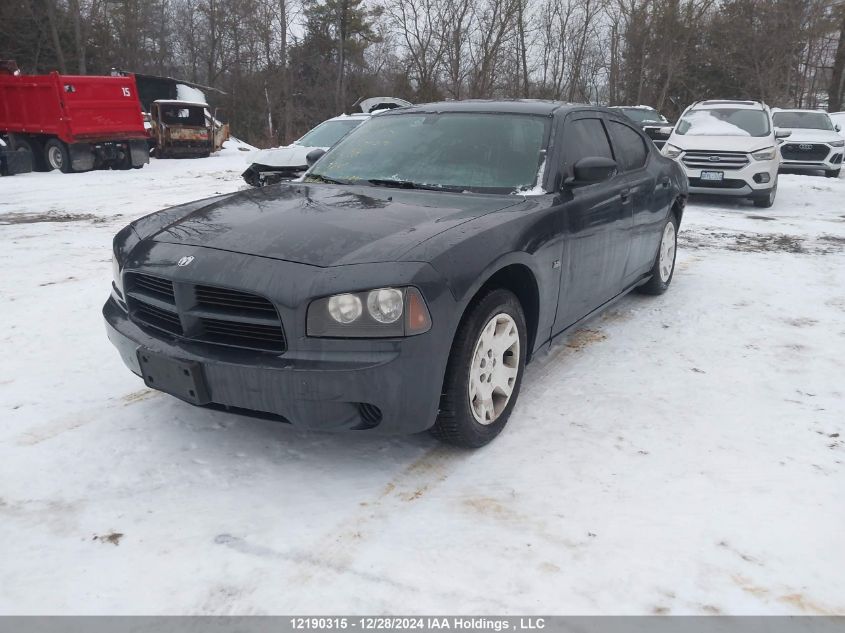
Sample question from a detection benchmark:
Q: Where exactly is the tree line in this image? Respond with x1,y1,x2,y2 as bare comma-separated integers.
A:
2,0,844,147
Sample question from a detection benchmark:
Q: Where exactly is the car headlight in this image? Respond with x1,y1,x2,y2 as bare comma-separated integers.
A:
662,144,683,159
307,287,432,338
830,140,844,147
111,250,126,308
751,147,776,161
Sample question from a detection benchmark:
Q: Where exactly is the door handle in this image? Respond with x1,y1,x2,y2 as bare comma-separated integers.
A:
660,177,670,188
620,188,631,202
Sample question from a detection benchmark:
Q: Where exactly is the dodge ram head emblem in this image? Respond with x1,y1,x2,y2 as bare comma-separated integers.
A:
177,256,195,267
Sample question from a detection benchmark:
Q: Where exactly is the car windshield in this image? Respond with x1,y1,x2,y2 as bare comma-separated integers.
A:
305,112,549,194
296,119,363,147
772,112,833,131
676,108,770,137
620,108,667,124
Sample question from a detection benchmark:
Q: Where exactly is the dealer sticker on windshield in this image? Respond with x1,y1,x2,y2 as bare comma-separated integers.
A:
700,170,724,182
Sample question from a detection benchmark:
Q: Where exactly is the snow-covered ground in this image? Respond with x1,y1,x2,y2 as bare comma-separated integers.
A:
1,148,843,615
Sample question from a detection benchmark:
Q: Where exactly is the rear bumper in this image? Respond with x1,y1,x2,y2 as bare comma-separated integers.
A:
103,298,442,434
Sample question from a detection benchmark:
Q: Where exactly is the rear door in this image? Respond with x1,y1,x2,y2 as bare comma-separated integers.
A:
605,117,667,282
553,114,634,333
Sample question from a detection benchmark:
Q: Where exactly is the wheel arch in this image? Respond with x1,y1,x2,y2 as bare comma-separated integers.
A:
454,260,542,364
671,195,686,226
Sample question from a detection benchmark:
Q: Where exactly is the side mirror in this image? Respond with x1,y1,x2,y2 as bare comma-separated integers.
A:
659,126,674,136
568,156,618,185
836,124,842,133
774,128,791,139
306,148,326,167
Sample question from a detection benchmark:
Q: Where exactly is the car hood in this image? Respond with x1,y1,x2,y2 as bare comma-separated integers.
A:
150,184,521,267
667,134,776,152
777,128,841,144
249,144,323,168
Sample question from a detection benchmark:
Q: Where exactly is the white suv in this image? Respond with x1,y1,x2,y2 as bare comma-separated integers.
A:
772,109,844,178
662,100,788,208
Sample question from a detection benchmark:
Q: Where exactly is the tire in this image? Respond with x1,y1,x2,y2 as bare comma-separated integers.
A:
752,184,777,208
44,138,72,173
637,212,678,295
431,288,527,448
825,169,841,178
10,135,44,171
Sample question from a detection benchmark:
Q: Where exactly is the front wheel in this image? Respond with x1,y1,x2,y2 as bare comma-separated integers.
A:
752,184,777,208
432,288,527,448
637,214,678,295
825,169,841,179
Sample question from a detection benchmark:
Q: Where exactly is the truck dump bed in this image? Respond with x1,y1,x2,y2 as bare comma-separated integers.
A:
0,72,146,143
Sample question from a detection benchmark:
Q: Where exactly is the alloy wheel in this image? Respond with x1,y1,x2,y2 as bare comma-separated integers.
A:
659,221,676,283
468,312,520,425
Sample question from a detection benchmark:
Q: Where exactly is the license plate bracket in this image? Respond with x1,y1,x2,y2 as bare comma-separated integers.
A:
136,348,210,405
700,170,724,182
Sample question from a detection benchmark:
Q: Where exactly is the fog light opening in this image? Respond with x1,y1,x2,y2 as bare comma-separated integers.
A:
753,173,771,184
356,403,383,429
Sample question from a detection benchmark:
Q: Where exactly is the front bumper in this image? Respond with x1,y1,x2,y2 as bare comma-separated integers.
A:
104,298,444,434
102,241,457,434
778,146,843,172
678,157,779,197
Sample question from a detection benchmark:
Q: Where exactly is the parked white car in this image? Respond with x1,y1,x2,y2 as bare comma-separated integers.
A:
242,97,411,186
830,112,845,138
772,109,844,178
662,100,788,208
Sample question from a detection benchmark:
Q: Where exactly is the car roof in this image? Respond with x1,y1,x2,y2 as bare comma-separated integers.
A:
612,105,660,110
772,108,829,114
326,113,371,122
383,99,583,116
694,100,764,110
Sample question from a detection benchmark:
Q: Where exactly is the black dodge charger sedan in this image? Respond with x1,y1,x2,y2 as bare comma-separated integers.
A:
104,100,687,447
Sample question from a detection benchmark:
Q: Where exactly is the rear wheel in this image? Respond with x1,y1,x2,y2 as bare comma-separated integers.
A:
431,288,527,448
10,135,44,171
44,138,72,173
825,169,841,178
637,213,678,295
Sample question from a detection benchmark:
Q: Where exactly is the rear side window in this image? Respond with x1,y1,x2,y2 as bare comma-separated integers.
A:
608,121,649,171
564,118,614,171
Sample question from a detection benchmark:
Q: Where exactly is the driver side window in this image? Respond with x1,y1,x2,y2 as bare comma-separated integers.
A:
563,118,615,175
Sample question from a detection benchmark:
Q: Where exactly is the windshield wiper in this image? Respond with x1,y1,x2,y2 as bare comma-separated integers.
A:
304,173,348,185
367,178,463,192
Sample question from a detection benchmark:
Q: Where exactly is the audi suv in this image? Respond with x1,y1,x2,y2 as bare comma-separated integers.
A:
772,108,843,178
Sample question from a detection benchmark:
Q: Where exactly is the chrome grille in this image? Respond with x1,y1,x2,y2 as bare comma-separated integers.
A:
682,150,749,170
124,273,286,353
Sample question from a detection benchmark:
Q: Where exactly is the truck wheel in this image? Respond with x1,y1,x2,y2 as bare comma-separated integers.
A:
44,139,72,173
10,135,44,171
431,288,527,448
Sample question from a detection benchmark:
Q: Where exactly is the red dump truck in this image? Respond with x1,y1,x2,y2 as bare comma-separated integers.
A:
0,63,149,172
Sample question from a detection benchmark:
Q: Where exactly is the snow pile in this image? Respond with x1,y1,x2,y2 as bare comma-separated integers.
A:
176,84,207,105
0,159,843,615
